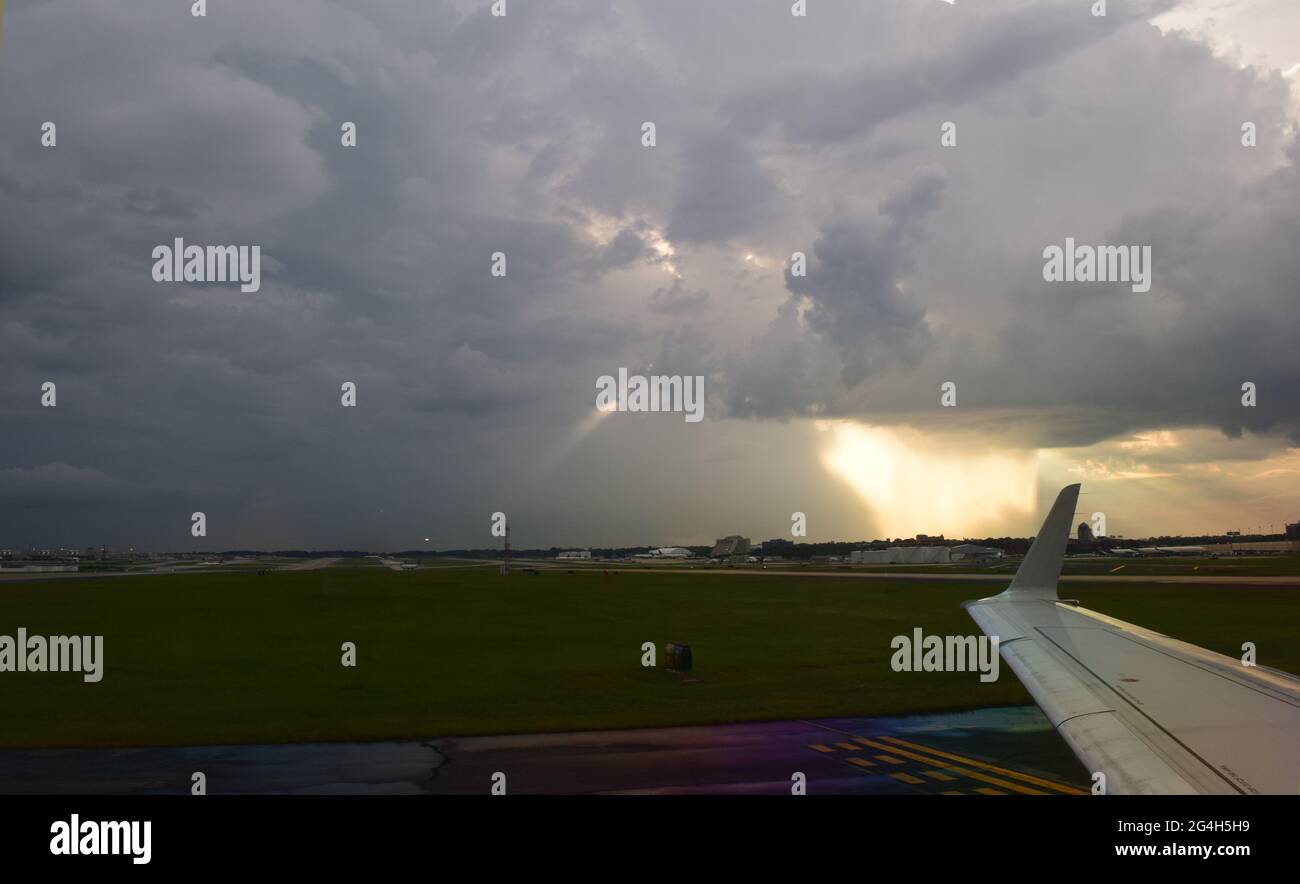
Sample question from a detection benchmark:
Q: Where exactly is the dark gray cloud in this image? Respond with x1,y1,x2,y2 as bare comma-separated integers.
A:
666,131,778,244
0,0,1297,548
648,280,710,316
789,171,944,386
713,2,1300,452
726,0,1179,144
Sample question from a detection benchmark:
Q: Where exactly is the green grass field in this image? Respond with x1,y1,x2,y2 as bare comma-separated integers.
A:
2,567,1297,748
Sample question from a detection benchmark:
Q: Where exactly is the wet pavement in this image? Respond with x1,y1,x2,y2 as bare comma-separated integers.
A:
0,705,1088,795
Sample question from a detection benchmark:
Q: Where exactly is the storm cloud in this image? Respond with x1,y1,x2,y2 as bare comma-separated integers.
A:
1,0,1297,548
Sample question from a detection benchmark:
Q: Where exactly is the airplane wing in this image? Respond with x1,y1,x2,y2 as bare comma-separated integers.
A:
965,484,1300,794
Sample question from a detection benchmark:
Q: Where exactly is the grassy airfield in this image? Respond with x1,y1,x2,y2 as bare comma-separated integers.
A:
2,564,1297,748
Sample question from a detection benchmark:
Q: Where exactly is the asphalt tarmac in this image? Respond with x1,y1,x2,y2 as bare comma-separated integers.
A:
0,705,1088,795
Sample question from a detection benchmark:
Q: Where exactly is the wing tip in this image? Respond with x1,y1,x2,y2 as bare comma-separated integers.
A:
1003,483,1080,599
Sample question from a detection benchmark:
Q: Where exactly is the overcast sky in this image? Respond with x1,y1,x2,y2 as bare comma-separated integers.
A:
2,0,1299,550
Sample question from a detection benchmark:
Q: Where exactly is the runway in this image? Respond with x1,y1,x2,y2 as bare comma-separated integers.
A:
0,706,1088,795
5,559,1298,586
589,567,1300,587
0,557,335,583
427,706,1088,795
276,557,340,571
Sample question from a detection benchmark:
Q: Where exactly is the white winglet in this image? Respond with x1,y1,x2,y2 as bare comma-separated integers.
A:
1003,483,1079,599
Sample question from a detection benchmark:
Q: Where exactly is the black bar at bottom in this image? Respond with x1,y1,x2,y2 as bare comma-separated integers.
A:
0,795,1287,870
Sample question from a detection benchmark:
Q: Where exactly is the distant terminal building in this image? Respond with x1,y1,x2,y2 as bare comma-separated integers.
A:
556,550,592,560
710,536,751,558
1078,522,1094,542
850,546,951,565
1287,522,1300,539
1204,540,1300,555
761,538,795,557
948,544,1005,563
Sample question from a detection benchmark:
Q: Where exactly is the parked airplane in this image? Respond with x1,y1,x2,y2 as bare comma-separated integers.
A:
1138,545,1209,556
966,484,1300,794
633,547,694,559
1105,545,1208,557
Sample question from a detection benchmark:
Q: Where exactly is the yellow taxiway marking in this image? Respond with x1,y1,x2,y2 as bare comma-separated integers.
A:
835,742,859,751
809,744,833,753
975,787,1006,795
922,770,957,782
890,772,926,786
875,754,905,765
847,757,876,768
1110,565,1125,573
879,736,1087,795
855,738,1049,795
941,790,965,796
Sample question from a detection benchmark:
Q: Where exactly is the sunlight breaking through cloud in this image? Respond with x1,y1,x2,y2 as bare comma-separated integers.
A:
818,422,1038,539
